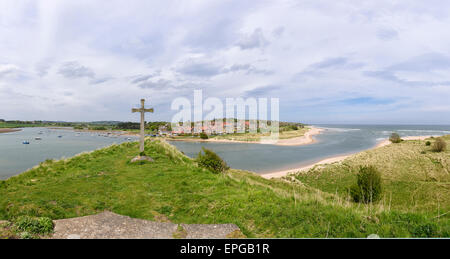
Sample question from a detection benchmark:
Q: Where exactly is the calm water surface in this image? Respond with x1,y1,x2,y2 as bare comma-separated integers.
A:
170,125,450,174
1,125,449,179
0,128,137,179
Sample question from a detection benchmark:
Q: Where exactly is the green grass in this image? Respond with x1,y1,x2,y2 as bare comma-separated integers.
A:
0,139,448,238
293,135,450,218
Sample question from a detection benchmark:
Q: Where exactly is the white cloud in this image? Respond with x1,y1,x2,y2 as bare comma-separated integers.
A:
0,0,450,123
58,61,95,79
0,64,21,78
236,28,269,50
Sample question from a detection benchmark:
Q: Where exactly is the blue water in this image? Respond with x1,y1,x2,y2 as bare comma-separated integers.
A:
170,125,450,174
0,128,138,179
0,125,449,179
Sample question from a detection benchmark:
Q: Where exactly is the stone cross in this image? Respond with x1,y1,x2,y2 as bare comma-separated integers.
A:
132,99,154,153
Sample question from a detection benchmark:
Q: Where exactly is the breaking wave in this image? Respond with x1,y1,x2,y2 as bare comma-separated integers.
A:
396,129,450,134
321,127,361,132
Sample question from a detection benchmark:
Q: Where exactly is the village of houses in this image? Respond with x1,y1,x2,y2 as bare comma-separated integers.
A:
159,120,268,137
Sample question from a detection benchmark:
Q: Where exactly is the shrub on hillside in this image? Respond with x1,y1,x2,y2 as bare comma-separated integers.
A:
389,133,402,143
425,141,431,146
14,216,53,234
432,138,447,152
412,222,438,237
349,166,382,203
200,132,209,139
196,147,229,173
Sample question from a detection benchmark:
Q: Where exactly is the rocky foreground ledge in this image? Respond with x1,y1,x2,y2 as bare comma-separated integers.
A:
51,211,243,239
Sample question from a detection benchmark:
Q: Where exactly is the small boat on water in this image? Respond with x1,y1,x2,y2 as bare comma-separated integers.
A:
35,137,42,140
58,135,63,138
22,141,30,144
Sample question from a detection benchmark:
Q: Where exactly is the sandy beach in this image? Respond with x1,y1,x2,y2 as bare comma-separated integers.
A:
167,127,323,146
261,135,434,179
275,127,323,146
0,128,21,134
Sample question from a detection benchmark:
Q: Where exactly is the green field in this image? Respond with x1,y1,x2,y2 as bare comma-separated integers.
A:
0,122,45,128
1,138,449,238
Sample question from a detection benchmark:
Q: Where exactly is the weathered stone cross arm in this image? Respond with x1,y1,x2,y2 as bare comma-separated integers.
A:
131,107,154,113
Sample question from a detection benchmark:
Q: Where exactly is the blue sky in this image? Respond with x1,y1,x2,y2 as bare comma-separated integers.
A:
1,0,450,124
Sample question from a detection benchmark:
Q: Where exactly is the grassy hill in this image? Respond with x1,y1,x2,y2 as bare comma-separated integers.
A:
292,136,450,215
1,138,449,238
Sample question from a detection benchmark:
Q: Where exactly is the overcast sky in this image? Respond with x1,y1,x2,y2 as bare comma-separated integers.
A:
1,0,450,124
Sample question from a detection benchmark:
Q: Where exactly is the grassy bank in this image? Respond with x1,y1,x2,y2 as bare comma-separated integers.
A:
1,139,449,238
